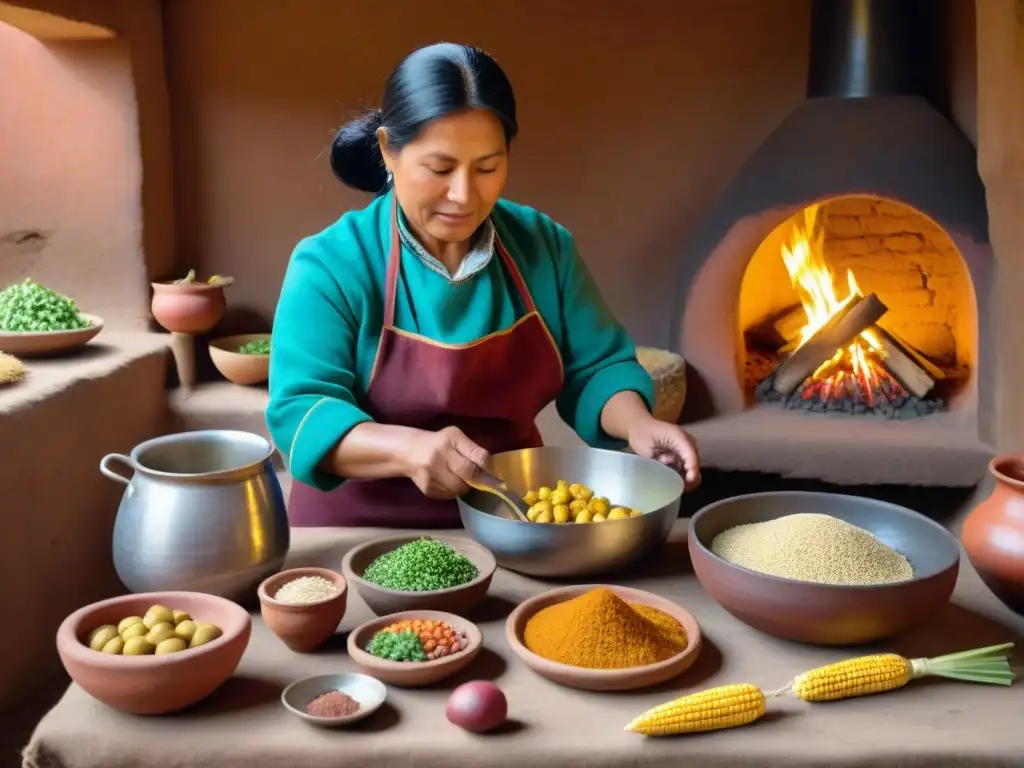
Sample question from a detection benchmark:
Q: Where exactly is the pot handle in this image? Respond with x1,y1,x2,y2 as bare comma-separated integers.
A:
100,453,134,486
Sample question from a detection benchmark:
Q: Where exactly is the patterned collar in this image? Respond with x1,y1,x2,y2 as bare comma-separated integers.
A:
397,208,495,283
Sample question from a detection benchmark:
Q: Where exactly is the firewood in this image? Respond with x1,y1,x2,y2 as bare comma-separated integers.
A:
771,293,888,396
870,325,940,398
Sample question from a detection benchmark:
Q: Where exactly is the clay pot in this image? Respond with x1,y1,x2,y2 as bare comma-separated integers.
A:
258,568,348,653
151,281,229,334
962,454,1024,613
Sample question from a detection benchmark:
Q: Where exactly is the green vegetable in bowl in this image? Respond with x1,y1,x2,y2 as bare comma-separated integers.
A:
237,339,270,355
367,628,428,662
0,279,90,332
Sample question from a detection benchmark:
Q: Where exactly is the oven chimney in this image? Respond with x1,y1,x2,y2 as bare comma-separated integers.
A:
807,0,933,99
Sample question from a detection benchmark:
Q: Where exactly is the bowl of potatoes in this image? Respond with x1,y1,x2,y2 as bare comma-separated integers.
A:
457,446,684,577
56,591,251,715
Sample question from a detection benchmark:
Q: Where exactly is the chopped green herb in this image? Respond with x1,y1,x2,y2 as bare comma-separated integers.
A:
0,279,90,332
237,339,270,355
367,628,428,662
361,537,479,592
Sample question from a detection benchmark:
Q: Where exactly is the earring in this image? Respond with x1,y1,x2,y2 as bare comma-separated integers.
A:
386,170,394,185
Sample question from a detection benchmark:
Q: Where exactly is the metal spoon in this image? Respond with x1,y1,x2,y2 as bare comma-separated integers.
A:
466,467,531,522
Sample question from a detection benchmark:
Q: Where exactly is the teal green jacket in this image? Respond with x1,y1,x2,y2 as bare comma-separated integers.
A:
267,191,654,491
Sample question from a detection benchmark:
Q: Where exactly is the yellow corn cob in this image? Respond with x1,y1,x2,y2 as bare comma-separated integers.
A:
624,683,766,736
789,653,913,702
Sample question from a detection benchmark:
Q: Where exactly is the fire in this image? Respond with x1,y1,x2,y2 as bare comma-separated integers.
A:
780,204,896,405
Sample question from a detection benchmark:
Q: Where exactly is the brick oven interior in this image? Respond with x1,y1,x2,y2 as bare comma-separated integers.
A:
742,195,974,417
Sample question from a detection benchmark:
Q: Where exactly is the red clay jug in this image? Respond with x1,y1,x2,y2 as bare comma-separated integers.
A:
961,453,1024,613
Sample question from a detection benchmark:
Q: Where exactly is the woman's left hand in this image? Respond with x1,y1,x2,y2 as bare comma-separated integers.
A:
627,418,701,492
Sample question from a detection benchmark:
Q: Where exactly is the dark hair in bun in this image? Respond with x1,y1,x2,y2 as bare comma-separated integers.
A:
330,43,518,194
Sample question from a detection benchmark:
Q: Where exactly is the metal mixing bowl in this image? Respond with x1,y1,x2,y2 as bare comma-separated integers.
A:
457,446,684,577
689,491,960,645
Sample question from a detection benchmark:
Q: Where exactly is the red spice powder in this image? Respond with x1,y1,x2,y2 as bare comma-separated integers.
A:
306,689,361,718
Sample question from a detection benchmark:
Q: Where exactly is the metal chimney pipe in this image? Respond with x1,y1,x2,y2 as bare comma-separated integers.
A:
806,0,931,99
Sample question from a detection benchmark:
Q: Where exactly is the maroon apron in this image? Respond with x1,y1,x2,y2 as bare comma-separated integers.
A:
287,202,565,527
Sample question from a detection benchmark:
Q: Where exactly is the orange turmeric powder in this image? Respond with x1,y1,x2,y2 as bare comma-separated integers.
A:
523,588,688,669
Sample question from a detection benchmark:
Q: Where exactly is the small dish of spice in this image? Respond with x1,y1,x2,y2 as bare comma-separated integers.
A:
281,672,386,728
347,610,483,687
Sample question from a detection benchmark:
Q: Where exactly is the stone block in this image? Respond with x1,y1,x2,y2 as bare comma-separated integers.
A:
860,215,924,236
825,197,878,216
884,234,925,252
825,236,884,255
824,215,863,238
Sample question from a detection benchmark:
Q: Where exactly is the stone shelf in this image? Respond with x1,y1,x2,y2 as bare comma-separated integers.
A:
688,407,993,487
0,331,170,711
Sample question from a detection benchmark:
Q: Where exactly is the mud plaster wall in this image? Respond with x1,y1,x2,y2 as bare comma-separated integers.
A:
0,0,174,296
0,22,149,327
976,0,1024,451
164,0,809,348
163,0,978,351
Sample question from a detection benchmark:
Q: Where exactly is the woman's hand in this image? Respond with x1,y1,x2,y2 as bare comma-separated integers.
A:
627,418,701,491
600,390,702,491
402,426,491,499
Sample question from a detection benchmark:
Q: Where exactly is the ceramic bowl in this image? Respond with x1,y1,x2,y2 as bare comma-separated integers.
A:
347,610,482,687
258,568,347,652
0,314,103,357
341,535,496,616
209,333,271,385
505,584,702,692
688,491,960,645
281,672,386,727
56,591,251,715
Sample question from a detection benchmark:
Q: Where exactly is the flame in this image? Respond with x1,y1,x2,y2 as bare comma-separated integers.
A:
779,204,894,402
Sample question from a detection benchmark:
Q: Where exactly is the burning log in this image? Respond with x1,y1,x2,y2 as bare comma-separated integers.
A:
760,305,941,398
771,293,888,396
870,325,941,398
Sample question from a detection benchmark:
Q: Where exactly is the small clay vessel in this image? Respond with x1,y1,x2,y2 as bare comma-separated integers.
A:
962,454,1024,614
258,568,347,653
150,279,231,334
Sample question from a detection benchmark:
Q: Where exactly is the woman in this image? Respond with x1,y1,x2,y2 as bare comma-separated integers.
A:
267,42,700,528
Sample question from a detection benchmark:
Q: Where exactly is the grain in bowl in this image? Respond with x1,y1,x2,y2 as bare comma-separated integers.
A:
710,512,914,586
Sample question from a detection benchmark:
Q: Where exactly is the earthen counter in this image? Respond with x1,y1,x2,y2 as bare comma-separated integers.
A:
24,523,1024,768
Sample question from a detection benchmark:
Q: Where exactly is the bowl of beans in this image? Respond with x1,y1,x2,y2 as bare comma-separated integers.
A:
346,610,483,687
341,535,496,617
688,491,960,645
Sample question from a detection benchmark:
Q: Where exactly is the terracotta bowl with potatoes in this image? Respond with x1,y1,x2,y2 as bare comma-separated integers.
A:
56,591,251,715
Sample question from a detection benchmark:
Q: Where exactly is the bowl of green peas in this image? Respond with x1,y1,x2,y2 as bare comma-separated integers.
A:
0,278,103,357
209,333,270,386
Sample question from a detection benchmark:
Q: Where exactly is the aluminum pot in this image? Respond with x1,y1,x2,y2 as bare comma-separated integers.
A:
457,446,684,577
100,430,290,601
